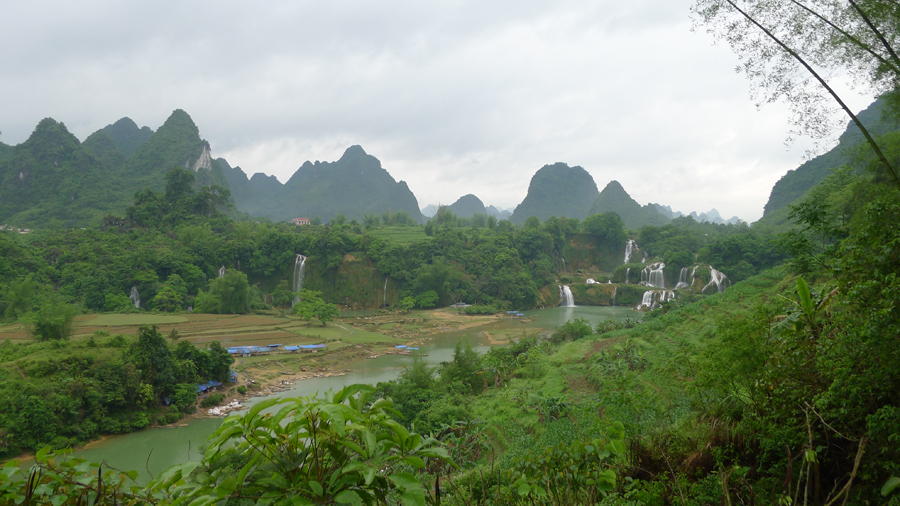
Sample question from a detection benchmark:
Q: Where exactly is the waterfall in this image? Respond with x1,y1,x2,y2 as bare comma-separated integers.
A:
558,285,575,307
586,278,598,284
625,267,630,284
637,290,675,310
640,262,666,288
642,252,648,264
129,285,140,309
674,267,692,289
291,254,307,305
623,239,636,264
383,277,388,308
702,266,731,294
612,286,617,306
561,257,566,272
218,266,226,278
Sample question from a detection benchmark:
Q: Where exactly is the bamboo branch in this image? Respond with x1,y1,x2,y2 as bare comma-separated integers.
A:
724,0,900,190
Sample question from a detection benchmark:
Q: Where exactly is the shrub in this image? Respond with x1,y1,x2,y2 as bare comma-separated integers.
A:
236,385,248,395
200,393,225,408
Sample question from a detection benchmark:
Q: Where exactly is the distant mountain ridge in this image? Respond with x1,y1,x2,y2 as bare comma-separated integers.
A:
0,110,232,228
511,162,599,223
222,145,424,223
589,181,670,229
763,96,899,216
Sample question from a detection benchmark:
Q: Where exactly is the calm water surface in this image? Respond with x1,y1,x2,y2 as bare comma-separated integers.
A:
59,306,639,482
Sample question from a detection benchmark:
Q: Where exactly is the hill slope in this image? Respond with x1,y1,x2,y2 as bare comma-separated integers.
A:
222,146,424,223
511,163,599,223
589,180,670,229
763,96,899,215
0,119,126,227
448,194,487,217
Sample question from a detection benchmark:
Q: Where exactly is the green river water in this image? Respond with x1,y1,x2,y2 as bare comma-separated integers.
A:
52,306,639,482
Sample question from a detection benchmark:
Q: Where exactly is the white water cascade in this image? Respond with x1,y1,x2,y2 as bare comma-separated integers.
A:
623,240,636,264
383,277,388,308
558,285,575,307
641,262,666,288
625,267,631,284
129,286,141,309
586,278,598,284
702,267,731,294
612,286,617,306
217,266,226,278
674,266,698,290
291,254,307,306
561,257,566,272
637,290,675,310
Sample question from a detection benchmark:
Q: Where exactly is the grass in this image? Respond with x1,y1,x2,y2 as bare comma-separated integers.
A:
83,314,191,326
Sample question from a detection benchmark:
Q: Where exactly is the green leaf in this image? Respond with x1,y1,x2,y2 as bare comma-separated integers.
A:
308,480,323,496
246,397,281,422
883,476,900,496
400,488,427,506
335,490,364,506
403,456,425,469
387,472,422,492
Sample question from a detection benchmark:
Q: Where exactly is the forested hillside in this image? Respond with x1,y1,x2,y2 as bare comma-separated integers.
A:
222,145,425,223
763,96,900,216
590,180,671,230
511,162,600,222
0,110,230,229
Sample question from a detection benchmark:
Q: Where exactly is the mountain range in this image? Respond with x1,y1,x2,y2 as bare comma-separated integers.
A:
4,96,890,230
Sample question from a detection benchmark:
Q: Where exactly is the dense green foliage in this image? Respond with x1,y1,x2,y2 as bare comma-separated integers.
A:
0,326,233,458
0,110,230,229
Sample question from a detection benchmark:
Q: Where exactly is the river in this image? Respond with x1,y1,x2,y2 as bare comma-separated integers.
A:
63,306,638,481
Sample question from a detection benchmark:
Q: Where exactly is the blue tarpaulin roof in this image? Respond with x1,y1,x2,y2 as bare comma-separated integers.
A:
299,344,327,349
394,345,407,349
266,344,282,348
284,345,299,351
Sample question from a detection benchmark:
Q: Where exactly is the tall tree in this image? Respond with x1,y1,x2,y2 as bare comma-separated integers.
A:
692,0,900,188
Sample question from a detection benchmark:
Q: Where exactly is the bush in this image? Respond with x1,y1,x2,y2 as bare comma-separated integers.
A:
165,411,182,424
463,304,497,315
236,385,248,395
200,393,225,408
550,318,592,344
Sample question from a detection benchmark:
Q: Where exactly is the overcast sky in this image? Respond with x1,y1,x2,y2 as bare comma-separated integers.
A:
0,0,875,222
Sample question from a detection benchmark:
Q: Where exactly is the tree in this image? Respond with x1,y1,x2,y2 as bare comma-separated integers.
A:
29,297,78,341
692,0,900,189
165,167,195,201
206,269,250,314
582,212,626,248
2,274,37,321
314,301,339,327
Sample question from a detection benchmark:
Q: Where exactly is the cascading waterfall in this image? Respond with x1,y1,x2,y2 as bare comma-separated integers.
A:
558,285,575,307
674,267,692,289
625,267,631,284
291,254,307,306
586,278,598,284
129,286,140,309
612,286,617,306
623,239,636,264
640,262,666,288
383,277,388,308
561,257,566,272
218,266,226,278
637,290,675,310
703,266,731,294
